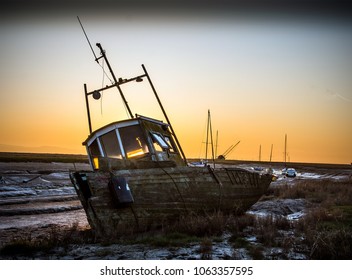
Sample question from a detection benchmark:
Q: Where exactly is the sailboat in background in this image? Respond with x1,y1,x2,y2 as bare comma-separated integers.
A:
217,140,240,160
190,109,215,167
282,134,297,177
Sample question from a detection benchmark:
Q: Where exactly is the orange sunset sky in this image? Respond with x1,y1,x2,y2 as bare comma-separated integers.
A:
1,2,351,164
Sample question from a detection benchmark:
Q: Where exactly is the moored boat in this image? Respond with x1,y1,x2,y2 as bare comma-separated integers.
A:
70,42,273,239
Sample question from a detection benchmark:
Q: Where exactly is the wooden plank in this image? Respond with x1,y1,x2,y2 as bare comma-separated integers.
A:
72,165,272,239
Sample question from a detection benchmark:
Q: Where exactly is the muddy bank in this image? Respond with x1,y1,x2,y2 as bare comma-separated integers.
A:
0,162,90,247
0,160,351,259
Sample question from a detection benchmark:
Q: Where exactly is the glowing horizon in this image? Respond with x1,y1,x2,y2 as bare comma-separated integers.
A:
1,9,351,165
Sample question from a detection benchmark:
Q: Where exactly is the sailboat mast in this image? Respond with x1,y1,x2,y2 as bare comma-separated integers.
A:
270,144,273,162
215,130,218,159
209,111,215,167
284,134,287,167
204,109,215,166
205,110,210,162
259,145,261,162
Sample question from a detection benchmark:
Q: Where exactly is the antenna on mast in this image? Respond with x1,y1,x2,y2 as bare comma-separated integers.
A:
77,16,134,119
77,16,98,61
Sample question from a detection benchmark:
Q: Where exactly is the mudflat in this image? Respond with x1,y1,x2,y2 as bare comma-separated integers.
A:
0,153,351,259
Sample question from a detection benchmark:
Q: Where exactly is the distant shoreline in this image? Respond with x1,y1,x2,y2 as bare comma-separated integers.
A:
211,158,352,170
0,152,88,163
0,152,350,169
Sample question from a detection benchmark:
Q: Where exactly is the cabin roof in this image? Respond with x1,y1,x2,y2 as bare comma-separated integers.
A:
82,115,167,146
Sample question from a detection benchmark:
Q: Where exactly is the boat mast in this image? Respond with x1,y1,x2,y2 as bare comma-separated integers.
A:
215,130,218,159
78,17,187,163
270,144,273,162
205,110,210,162
78,17,133,122
209,111,215,167
259,144,261,162
84,84,92,134
141,65,187,164
205,110,215,167
82,42,188,164
95,43,134,119
284,134,287,167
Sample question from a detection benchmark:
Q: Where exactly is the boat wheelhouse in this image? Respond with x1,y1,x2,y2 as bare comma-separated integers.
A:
84,115,185,171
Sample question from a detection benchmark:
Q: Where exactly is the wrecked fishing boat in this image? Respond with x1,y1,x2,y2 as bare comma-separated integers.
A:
70,42,273,239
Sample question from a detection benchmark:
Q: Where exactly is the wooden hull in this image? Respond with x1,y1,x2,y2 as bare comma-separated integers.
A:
70,166,272,239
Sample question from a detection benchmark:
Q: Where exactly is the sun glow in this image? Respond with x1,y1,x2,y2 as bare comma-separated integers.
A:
0,11,351,164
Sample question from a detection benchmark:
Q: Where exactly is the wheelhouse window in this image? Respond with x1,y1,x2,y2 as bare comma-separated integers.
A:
88,139,101,169
100,130,122,158
88,139,101,157
163,135,175,153
151,132,175,153
151,133,169,149
119,125,149,158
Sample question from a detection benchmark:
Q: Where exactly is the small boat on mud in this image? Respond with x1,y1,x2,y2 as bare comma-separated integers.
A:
70,42,273,239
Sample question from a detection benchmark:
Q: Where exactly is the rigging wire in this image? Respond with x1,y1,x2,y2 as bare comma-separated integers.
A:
97,56,130,119
94,43,131,119
100,59,105,115
97,59,114,85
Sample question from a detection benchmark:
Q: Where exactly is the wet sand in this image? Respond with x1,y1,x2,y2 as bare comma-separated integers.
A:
0,161,90,247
